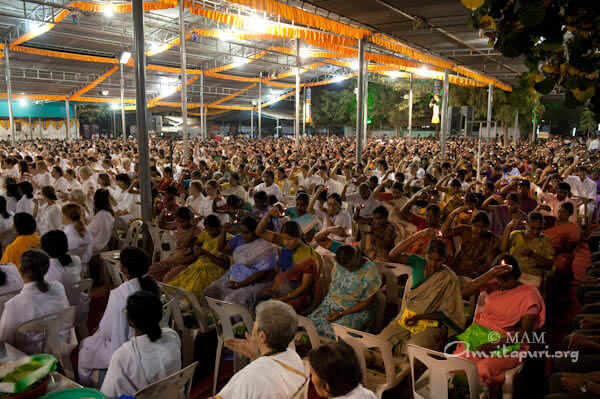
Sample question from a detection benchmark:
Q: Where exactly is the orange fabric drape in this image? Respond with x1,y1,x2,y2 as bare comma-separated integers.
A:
69,65,119,100
74,96,136,104
0,93,67,101
11,45,119,64
370,34,455,71
453,66,512,91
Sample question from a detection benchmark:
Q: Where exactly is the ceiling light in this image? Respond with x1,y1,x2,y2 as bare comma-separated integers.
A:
119,51,131,64
299,48,311,59
103,2,114,17
388,71,401,79
218,30,235,42
350,61,359,71
28,22,47,35
110,103,119,110
19,99,27,106
416,67,437,78
247,15,268,33
102,90,109,96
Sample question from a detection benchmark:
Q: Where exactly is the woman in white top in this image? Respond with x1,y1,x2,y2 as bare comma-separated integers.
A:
0,249,71,354
88,189,115,254
33,186,63,236
65,169,83,192
309,341,376,399
61,203,93,264
5,183,19,215
185,180,205,215
78,247,160,385
41,230,89,325
0,263,24,295
68,189,91,222
101,291,181,397
0,196,15,250
310,190,352,243
16,181,35,216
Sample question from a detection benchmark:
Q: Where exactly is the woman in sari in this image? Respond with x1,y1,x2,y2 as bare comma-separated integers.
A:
202,216,278,309
457,254,545,391
356,205,399,263
166,215,231,297
543,202,581,300
148,207,199,282
309,227,382,339
442,208,499,278
284,192,319,243
256,208,319,313
500,211,555,287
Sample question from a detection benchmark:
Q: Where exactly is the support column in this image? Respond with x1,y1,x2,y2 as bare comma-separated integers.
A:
28,116,32,140
74,105,78,140
120,64,126,141
362,58,368,144
38,118,42,139
408,73,413,141
486,84,493,146
250,106,254,138
440,69,449,159
132,0,152,223
477,122,483,182
179,0,189,156
531,111,537,143
258,72,262,139
295,39,301,148
514,111,519,144
276,118,279,138
112,109,116,138
4,46,15,144
65,99,71,141
302,88,306,137
356,39,365,164
200,71,204,139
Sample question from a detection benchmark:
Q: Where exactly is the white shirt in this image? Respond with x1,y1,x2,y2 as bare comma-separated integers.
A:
199,196,229,225
52,177,70,194
101,328,182,398
217,349,305,399
66,179,82,192
45,256,89,322
322,210,353,243
345,193,381,218
6,198,17,215
223,185,248,203
32,172,51,188
565,175,597,200
64,224,93,264
88,210,114,253
0,281,70,354
37,203,63,236
337,384,377,399
0,214,15,250
185,194,205,215
589,139,600,151
254,182,282,201
16,197,34,215
0,263,23,295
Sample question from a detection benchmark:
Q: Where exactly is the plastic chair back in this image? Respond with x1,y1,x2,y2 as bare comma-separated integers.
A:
457,276,476,322
122,219,144,248
135,361,198,399
297,315,322,350
104,257,126,288
159,230,178,261
0,289,21,316
375,262,413,311
146,222,163,262
65,278,93,337
407,343,479,399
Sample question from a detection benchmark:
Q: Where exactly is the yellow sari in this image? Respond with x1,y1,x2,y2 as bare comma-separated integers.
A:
1,234,41,269
167,231,232,297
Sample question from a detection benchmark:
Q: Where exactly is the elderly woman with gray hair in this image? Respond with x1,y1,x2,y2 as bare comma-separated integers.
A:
216,300,307,399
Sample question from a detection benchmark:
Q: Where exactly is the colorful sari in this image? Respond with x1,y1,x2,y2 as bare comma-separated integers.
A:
544,222,581,296
148,226,198,282
269,244,319,313
166,231,231,297
508,230,555,278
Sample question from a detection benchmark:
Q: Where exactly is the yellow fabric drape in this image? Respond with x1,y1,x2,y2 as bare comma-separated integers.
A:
0,93,67,101
370,34,455,71
74,96,136,104
453,66,512,91
11,45,119,64
69,65,119,100
227,0,371,39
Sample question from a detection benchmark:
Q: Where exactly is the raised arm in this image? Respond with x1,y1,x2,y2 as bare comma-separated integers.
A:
256,207,281,244
481,194,503,211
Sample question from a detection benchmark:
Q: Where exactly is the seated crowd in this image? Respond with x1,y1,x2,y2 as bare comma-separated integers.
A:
0,135,597,398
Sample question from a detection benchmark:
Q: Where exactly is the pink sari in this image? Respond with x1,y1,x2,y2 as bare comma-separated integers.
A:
454,281,545,386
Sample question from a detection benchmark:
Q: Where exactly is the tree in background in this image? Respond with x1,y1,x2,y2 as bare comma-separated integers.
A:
311,84,355,133
579,106,598,138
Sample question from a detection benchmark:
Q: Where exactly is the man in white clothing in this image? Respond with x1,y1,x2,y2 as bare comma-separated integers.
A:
589,137,600,152
216,300,306,399
252,170,282,201
565,166,597,220
51,166,70,194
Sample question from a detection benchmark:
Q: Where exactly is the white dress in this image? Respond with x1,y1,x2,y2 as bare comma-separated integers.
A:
217,349,306,399
88,210,115,253
0,214,15,250
78,278,142,385
0,263,23,295
64,224,93,264
37,203,63,236
101,328,182,397
45,257,89,322
6,198,17,215
16,197,34,216
0,281,70,354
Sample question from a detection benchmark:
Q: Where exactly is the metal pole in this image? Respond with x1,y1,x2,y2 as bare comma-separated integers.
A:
362,59,368,144
112,109,116,138
132,0,152,223
120,64,126,141
302,88,306,137
486,84,493,146
250,106,254,138
65,99,71,141
408,73,413,141
258,72,262,139
514,111,519,144
38,118,41,139
276,118,279,138
204,106,207,139
531,111,537,143
200,71,204,139
74,104,78,140
356,39,365,164
28,116,32,140
179,0,189,156
464,110,468,139
440,69,449,159
4,46,15,145
477,121,482,182
295,38,301,148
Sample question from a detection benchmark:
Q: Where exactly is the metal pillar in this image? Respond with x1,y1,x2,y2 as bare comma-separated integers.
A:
38,118,41,139
28,116,32,140
112,110,116,138
302,89,306,136
514,111,519,144
179,0,189,156
440,69,449,159
276,118,279,138
356,39,365,164
362,59,368,144
132,0,152,223
200,71,204,139
120,65,126,141
65,99,71,141
74,104,78,140
408,73,413,141
531,111,537,143
477,121,483,182
258,72,262,139
295,39,301,148
4,46,15,144
486,84,493,145
250,106,254,138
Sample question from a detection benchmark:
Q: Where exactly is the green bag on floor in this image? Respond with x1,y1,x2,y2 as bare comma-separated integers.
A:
456,323,520,357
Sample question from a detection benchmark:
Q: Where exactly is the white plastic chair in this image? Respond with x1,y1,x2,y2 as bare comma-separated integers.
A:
134,361,198,399
146,221,164,262
407,343,480,399
332,324,410,399
159,230,178,261
103,256,126,288
297,315,327,350
205,297,255,396
374,262,413,312
157,283,214,366
121,219,144,248
14,306,78,379
65,278,93,338
0,289,21,316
